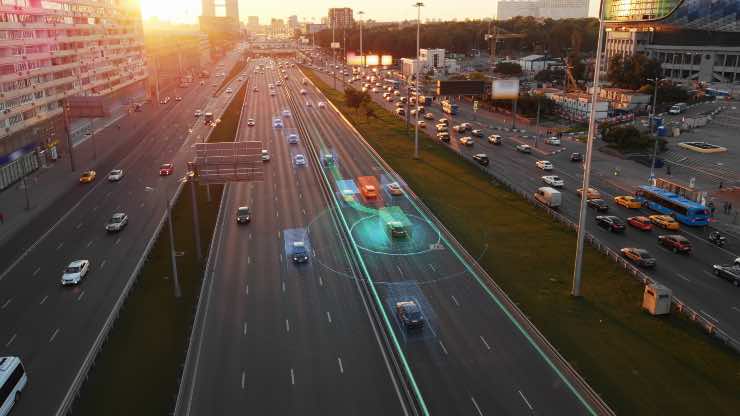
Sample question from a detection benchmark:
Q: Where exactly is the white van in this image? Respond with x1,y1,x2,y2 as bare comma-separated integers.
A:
0,356,27,416
534,187,562,208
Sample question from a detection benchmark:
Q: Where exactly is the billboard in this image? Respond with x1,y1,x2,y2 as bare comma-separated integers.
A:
436,80,485,96
346,54,393,66
65,96,107,118
331,42,340,49
491,79,520,100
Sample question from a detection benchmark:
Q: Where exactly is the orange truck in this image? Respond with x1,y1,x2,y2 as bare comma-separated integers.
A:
357,176,382,202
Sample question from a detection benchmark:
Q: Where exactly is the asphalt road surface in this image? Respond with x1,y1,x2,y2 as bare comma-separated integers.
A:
0,52,246,415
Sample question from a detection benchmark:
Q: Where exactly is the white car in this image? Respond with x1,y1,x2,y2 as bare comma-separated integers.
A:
424,112,434,120
545,136,560,145
282,109,291,117
318,101,326,108
300,89,307,95
105,212,128,232
247,118,255,126
536,160,554,171
107,169,124,181
306,101,312,107
288,133,299,144
270,90,276,96
417,120,426,128
459,137,474,146
542,175,564,187
225,87,233,94
273,118,283,128
261,149,270,161
61,260,90,286
294,154,306,165
194,110,203,117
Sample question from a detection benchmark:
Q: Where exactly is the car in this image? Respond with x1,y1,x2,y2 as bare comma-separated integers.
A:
160,96,170,104
387,221,408,238
570,152,583,162
649,215,680,230
247,118,255,127
107,169,124,182
282,109,291,117
542,175,564,187
596,215,625,232
544,136,560,145
300,89,307,95
620,248,656,267
371,87,379,93
438,118,449,125
614,195,642,209
417,120,426,128
712,264,740,286
361,184,378,199
452,125,466,133
536,160,553,170
268,83,274,89
658,234,691,253
291,241,309,263
175,96,182,101
322,154,335,166
105,212,128,232
253,87,259,92
261,149,270,161
577,187,601,200
627,216,653,231
395,108,405,116
236,206,251,224
385,96,394,102
460,122,472,131
396,300,425,329
79,170,96,183
159,163,174,176
396,102,404,109
424,112,434,120
459,137,474,146
225,88,233,94
341,189,356,203
386,182,403,196
270,90,276,96
273,118,283,128
194,109,203,117
393,90,401,96
488,134,502,145
587,198,609,212
437,132,450,142
383,92,391,98
318,101,326,108
61,260,90,285
294,154,306,165
275,81,282,86
306,101,312,107
287,133,299,144
515,144,532,153
471,129,484,138
472,153,489,166
435,123,448,132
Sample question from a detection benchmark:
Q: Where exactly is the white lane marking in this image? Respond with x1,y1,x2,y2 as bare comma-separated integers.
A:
732,306,740,313
241,371,246,390
282,281,286,292
56,242,64,250
100,259,107,269
471,396,484,416
243,322,247,335
429,264,436,273
49,328,60,343
312,249,316,257
480,335,492,351
285,319,290,332
277,231,281,239
5,333,17,347
75,222,82,230
245,284,249,295
676,273,690,282
33,267,40,277
396,265,404,276
93,205,98,212
115,237,121,246
451,295,460,307
106,191,112,198
337,357,344,374
438,340,448,355
249,233,252,240
247,256,251,265
86,240,93,248
279,254,283,263
40,295,48,305
1,298,11,309
299,193,302,199
302,209,306,215
518,390,534,411
290,368,295,385
318,275,324,287
700,310,719,323
326,311,332,323
139,202,144,208
77,291,85,302
276,211,279,217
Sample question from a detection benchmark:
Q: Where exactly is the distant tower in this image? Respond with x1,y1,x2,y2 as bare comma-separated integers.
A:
201,0,238,19
225,0,239,20
202,0,214,16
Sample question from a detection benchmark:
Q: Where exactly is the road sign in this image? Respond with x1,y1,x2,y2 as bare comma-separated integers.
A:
331,42,340,49
473,100,479,111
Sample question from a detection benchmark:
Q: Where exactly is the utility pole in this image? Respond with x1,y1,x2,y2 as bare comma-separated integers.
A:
166,192,181,299
189,178,203,262
359,11,364,75
62,99,76,172
332,20,336,89
535,96,541,147
648,77,662,184
572,0,606,297
413,2,424,159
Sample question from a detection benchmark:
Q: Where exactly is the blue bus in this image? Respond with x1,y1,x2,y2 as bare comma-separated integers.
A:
635,185,709,226
442,100,458,115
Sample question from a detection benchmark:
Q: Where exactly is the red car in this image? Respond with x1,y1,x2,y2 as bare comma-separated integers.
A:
627,216,653,231
658,234,692,254
159,163,174,176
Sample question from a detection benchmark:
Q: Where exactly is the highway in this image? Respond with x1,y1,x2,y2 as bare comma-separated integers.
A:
176,58,409,415
0,52,246,415
326,66,740,344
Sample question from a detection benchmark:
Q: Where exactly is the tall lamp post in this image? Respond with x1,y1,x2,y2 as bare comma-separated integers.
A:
572,0,606,297
413,2,424,159
647,76,663,184
145,183,182,298
359,11,364,75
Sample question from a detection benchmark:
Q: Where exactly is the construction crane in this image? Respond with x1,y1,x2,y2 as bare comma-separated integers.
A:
484,21,525,69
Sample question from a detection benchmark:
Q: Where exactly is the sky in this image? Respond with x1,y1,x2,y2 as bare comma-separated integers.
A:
141,0,601,24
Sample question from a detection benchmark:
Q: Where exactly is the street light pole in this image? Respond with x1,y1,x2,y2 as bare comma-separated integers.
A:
648,77,662,184
572,0,606,297
332,21,336,89
166,191,182,298
359,11,364,75
413,2,424,159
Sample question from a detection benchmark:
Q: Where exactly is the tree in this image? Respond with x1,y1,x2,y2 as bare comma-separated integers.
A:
534,68,564,83
344,87,369,112
494,62,522,76
601,125,651,151
607,54,661,90
639,82,690,105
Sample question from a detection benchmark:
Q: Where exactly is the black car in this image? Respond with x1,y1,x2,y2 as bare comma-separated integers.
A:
387,221,408,239
472,154,489,166
587,198,609,212
396,301,425,330
570,152,583,162
236,206,251,224
291,241,309,263
596,215,625,232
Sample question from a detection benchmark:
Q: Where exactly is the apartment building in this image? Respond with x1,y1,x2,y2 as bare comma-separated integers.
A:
328,8,353,29
0,0,148,190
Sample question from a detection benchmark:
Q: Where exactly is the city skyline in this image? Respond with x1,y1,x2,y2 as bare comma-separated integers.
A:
141,0,601,24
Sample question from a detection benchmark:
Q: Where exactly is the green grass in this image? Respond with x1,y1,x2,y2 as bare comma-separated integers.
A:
304,67,740,416
72,81,246,415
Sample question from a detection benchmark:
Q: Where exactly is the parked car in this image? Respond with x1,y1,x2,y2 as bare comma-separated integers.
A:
596,215,625,232
658,234,692,253
620,248,656,267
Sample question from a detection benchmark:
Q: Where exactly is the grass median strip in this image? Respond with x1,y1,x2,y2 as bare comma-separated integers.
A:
303,68,740,416
72,80,247,415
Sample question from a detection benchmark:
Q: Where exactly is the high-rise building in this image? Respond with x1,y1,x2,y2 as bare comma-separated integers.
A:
271,19,286,35
496,0,588,20
247,16,260,33
0,0,148,190
200,0,240,37
604,0,740,84
497,0,539,20
328,8,354,29
288,15,299,30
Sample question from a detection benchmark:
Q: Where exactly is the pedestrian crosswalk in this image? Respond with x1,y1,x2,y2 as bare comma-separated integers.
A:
662,150,740,185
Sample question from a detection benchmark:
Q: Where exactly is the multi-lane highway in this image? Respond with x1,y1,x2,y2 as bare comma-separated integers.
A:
178,57,610,415
0,52,247,415
320,65,740,344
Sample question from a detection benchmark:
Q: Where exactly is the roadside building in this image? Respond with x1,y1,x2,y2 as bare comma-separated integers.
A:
597,87,651,112
519,55,561,74
544,91,609,122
